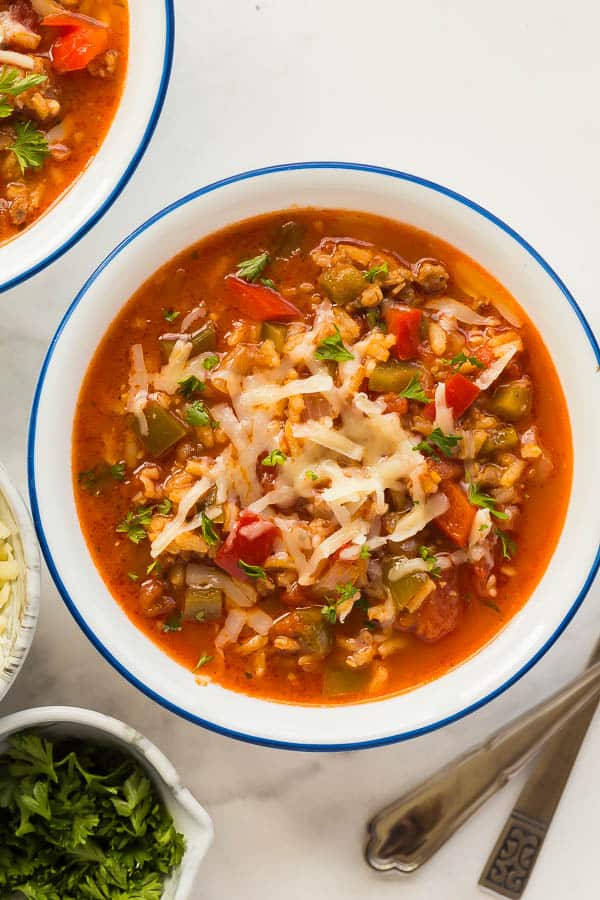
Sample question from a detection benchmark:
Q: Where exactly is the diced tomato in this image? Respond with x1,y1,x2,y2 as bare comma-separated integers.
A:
224,276,301,321
435,480,476,548
473,344,494,367
414,570,462,642
384,306,422,360
43,13,108,73
445,373,480,418
215,510,279,580
422,401,436,421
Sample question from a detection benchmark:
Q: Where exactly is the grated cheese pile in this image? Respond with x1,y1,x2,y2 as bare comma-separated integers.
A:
0,515,22,672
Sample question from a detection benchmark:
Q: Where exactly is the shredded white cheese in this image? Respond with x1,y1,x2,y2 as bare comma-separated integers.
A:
0,514,21,673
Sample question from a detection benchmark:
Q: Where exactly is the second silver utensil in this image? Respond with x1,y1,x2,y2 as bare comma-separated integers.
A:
365,658,600,873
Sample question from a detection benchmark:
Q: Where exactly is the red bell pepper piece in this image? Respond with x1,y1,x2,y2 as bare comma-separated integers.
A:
445,373,480,418
215,510,279,580
43,13,108,73
434,481,476,548
384,306,422,360
224,276,301,321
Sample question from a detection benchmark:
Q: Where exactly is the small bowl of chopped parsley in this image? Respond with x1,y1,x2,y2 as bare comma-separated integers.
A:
0,705,213,899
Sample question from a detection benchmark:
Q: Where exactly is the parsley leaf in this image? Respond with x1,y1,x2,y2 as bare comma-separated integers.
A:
238,560,267,579
260,277,276,289
414,427,462,459
128,572,139,581
481,598,502,614
203,354,219,370
363,262,388,283
236,251,270,282
365,307,387,332
200,511,219,547
156,497,173,516
162,612,182,632
193,652,213,671
418,545,441,577
315,326,354,363
78,461,126,495
9,120,49,173
0,67,47,117
399,375,429,403
467,480,509,520
359,545,371,559
321,583,359,623
185,400,217,429
305,470,318,481
443,351,485,370
496,528,516,559
116,506,153,543
262,448,286,467
146,559,161,575
178,374,204,398
162,308,180,322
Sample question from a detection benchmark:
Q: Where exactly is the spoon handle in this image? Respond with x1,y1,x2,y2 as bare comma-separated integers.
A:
365,660,600,873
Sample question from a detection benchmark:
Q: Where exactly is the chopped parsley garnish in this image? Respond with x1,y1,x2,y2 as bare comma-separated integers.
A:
156,497,173,516
162,612,182,632
418,545,441,577
414,427,462,459
203,354,219,370
78,460,126,495
480,598,502,614
467,480,509,520
162,308,180,322
321,583,359,623
238,560,267,579
363,262,388,283
146,559,161,575
399,375,429,403
496,528,517,559
262,448,287,467
443,351,485,370
260,277,276,289
0,732,185,898
127,572,139,581
9,120,49,173
116,506,153,543
200,511,219,547
305,470,318,481
0,67,47,117
236,251,270,282
359,544,371,559
185,400,217,429
315,326,354,363
178,374,204,398
193,652,213,671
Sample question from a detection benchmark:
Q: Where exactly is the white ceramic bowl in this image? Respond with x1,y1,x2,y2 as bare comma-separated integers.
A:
0,461,40,702
0,706,213,898
0,0,174,293
28,163,600,750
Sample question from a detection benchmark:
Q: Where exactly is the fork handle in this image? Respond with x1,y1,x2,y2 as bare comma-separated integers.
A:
365,660,600,873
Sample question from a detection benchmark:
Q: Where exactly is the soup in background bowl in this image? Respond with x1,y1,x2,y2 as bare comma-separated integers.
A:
29,164,600,749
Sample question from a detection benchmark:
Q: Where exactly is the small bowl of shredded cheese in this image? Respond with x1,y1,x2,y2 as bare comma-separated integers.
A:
0,461,40,702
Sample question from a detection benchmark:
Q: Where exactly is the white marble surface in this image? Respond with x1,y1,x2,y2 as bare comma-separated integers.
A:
1,0,600,896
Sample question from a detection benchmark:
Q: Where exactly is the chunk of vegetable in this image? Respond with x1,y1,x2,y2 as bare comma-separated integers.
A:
135,400,188,457
384,306,422,359
480,425,519,455
385,570,432,612
434,480,476,547
323,662,370,696
488,379,532,422
183,586,223,621
43,13,108,72
160,322,217,363
274,220,306,258
215,510,279,580
368,360,422,393
318,266,364,305
261,321,288,352
224,276,301,320
272,606,332,657
414,572,461,642
445,373,480,418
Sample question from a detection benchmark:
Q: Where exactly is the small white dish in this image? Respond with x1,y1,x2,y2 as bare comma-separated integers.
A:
0,0,174,293
28,162,600,750
0,705,213,899
0,460,40,703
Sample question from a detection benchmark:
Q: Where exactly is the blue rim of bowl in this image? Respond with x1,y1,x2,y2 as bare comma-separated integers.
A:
28,162,600,751
0,1,175,294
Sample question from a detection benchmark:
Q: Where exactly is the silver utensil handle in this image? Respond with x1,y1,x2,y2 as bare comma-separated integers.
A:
365,660,600,873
